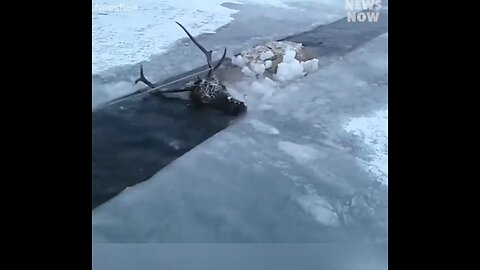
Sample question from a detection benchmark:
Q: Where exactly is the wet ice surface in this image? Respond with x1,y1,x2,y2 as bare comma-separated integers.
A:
92,0,347,108
92,29,388,242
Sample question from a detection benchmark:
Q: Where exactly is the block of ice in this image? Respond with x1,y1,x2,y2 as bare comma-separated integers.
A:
283,49,297,63
250,62,266,75
232,55,246,67
264,60,273,69
260,50,275,61
275,59,305,81
302,58,319,73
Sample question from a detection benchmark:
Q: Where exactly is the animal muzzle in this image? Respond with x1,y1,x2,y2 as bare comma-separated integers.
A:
224,97,247,116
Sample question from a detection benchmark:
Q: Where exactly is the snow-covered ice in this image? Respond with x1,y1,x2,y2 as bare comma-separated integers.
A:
344,109,388,186
92,0,346,76
92,0,238,75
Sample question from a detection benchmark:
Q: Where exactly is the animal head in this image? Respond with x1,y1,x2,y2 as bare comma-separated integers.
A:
189,74,246,115
134,21,246,116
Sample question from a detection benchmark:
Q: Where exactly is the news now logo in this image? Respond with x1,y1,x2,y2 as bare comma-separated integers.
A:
345,0,382,23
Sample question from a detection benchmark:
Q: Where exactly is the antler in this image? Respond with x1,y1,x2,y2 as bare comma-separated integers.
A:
176,21,227,78
207,47,227,78
134,64,155,88
176,21,213,68
135,22,228,92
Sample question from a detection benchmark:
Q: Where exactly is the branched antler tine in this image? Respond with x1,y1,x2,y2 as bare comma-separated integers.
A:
207,47,227,78
175,21,212,68
134,64,155,89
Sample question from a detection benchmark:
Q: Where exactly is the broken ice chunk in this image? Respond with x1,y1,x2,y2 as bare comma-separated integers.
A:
276,58,305,81
232,55,246,67
264,60,272,69
302,58,319,73
260,50,275,61
251,62,266,75
283,49,297,63
241,66,256,77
